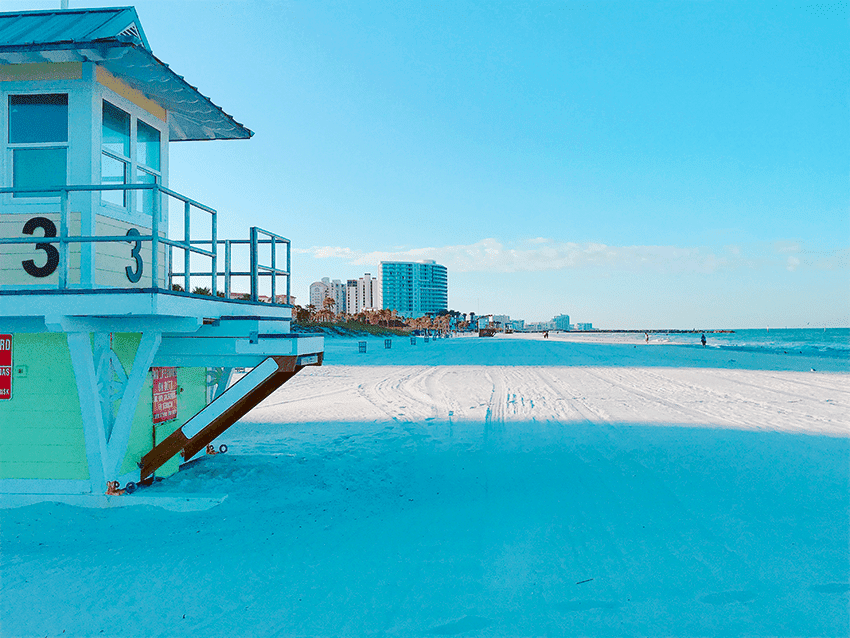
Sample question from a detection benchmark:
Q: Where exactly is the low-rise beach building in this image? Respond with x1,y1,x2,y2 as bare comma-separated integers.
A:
525,321,555,332
553,314,571,331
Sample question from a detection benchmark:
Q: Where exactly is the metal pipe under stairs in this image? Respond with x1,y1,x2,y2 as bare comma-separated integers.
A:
139,354,321,480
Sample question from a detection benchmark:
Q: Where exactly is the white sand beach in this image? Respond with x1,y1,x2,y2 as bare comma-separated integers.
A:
2,333,848,637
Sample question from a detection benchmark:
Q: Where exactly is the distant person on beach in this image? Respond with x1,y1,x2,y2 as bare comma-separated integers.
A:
544,331,549,339
645,332,649,343
701,334,707,347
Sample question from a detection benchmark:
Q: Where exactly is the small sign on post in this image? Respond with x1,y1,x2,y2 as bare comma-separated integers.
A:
152,367,178,423
0,335,11,400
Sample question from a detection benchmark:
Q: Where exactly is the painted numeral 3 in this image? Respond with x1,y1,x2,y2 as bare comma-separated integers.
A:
21,217,59,278
126,228,143,283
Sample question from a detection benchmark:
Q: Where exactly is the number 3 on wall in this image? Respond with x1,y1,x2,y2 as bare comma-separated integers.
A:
125,228,143,283
21,217,59,278
20,219,145,283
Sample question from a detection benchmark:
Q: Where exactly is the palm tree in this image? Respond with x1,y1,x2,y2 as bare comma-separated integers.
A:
320,296,336,323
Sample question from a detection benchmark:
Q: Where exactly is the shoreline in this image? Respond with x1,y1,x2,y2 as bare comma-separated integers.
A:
318,330,849,373
526,329,734,333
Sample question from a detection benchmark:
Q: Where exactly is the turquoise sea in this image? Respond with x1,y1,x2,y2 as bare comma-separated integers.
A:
661,328,849,360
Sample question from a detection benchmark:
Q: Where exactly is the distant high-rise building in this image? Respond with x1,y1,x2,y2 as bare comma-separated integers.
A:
358,273,379,311
553,314,571,331
380,260,448,318
346,279,358,315
340,273,378,315
326,278,346,314
309,277,346,313
308,280,328,309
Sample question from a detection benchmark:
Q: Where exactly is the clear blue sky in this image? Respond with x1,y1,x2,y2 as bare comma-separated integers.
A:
15,0,850,327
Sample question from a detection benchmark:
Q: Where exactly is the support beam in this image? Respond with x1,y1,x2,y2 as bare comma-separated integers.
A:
105,332,161,478
92,333,120,438
217,368,233,399
209,367,233,401
66,332,108,493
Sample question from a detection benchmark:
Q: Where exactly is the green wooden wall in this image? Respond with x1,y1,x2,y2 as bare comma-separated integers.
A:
0,333,88,480
1,332,209,482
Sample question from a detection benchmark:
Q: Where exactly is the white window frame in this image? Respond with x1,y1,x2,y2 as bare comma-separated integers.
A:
134,117,162,216
97,90,166,227
4,90,70,203
100,99,132,212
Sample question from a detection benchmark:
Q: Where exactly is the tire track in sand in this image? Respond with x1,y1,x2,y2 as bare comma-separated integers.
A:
588,367,845,434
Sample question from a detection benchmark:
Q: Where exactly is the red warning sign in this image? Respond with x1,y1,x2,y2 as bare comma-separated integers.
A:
152,367,177,423
0,335,10,400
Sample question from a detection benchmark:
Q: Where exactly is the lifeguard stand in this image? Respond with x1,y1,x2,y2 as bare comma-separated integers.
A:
0,7,323,497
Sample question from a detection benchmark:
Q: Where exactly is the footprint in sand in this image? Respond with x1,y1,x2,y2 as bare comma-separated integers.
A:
700,590,756,604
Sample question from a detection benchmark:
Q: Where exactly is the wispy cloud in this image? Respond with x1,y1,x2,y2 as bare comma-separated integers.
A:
295,237,735,274
774,241,801,254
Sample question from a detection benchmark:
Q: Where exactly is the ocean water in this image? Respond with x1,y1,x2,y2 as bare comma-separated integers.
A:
660,328,850,360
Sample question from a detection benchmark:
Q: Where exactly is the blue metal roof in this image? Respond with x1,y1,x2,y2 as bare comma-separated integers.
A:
0,7,251,142
0,7,150,50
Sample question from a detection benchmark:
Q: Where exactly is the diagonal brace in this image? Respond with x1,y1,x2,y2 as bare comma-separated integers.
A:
105,332,161,478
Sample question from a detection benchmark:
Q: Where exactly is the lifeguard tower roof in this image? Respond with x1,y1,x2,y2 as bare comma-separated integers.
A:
0,6,252,141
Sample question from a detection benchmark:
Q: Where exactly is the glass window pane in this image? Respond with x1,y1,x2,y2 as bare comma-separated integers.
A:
13,148,67,198
9,94,68,144
101,153,127,207
135,168,157,215
102,101,130,157
137,120,161,170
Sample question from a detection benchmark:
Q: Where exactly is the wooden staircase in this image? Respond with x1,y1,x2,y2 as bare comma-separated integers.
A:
139,353,322,480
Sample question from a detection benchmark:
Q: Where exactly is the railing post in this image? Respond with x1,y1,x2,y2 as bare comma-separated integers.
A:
224,240,231,299
286,239,291,305
184,200,191,294
211,210,218,297
250,226,258,302
270,236,276,304
151,185,160,291
59,188,69,289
